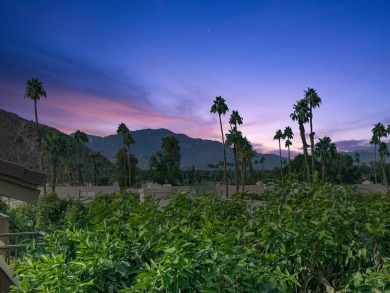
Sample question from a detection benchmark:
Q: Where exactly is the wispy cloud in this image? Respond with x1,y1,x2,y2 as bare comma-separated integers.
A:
334,139,371,152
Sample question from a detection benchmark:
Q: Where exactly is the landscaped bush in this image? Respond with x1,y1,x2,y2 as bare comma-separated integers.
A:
10,182,390,292
9,194,87,234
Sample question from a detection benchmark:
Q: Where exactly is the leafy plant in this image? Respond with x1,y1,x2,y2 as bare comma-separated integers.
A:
10,182,390,292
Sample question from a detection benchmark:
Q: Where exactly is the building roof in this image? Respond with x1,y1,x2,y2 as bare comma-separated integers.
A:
0,159,44,203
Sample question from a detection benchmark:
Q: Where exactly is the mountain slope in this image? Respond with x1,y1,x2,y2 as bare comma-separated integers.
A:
0,109,112,170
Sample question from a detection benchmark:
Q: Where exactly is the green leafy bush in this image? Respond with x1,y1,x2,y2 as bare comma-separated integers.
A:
10,182,390,292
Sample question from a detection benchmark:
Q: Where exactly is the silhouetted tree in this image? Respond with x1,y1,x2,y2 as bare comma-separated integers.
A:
229,110,243,192
73,130,89,186
25,77,47,194
291,99,311,182
314,136,337,180
305,87,322,177
42,131,66,193
210,96,229,197
150,136,181,185
283,126,294,174
273,129,284,182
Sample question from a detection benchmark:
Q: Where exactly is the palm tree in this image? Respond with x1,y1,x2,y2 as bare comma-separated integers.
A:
304,87,322,177
229,110,243,192
226,127,243,191
123,131,135,187
42,131,66,194
259,156,265,171
354,152,360,165
283,126,294,174
24,77,47,194
65,139,76,186
314,136,337,180
210,96,229,197
290,99,311,182
273,129,284,182
379,142,389,190
73,130,89,186
117,123,129,185
370,135,379,184
117,123,135,187
90,151,101,186
371,123,387,184
236,136,253,191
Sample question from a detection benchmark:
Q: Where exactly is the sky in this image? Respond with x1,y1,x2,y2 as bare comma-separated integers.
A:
1,0,390,156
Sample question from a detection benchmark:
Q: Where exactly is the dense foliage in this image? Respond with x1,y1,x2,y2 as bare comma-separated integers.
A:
150,136,182,185
10,182,390,292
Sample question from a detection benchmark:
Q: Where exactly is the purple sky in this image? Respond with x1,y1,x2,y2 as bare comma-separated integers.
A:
1,0,389,156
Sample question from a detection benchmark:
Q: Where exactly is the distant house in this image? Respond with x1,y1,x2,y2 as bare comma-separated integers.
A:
38,182,120,200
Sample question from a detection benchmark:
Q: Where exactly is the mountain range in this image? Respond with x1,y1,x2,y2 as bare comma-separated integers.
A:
0,108,379,171
85,129,283,170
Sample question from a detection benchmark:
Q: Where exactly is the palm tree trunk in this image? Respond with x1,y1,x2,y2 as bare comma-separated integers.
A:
234,145,239,192
67,154,75,186
34,100,47,195
128,145,132,188
51,158,57,194
309,106,315,179
374,144,378,184
219,114,228,197
287,146,291,174
299,122,311,183
380,151,388,189
322,161,326,180
241,157,246,192
278,139,283,183
122,148,127,187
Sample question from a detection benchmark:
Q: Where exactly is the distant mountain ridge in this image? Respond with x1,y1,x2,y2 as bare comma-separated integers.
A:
1,108,379,171
85,129,283,170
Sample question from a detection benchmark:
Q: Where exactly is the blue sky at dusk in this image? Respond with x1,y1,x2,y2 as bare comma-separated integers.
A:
1,0,389,156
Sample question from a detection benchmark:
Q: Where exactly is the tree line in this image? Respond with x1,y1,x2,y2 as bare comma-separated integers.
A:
24,77,389,194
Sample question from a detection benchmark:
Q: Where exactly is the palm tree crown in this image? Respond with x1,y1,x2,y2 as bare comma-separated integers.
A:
210,96,229,116
229,110,243,128
25,78,47,102
314,136,337,180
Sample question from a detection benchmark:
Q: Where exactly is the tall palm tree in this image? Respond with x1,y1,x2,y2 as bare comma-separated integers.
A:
283,126,294,174
123,131,135,187
24,77,47,194
379,142,389,190
370,135,379,184
210,96,229,197
290,99,311,182
371,123,387,184
229,110,243,192
117,123,129,186
304,88,322,177
117,123,135,187
73,130,89,186
65,139,76,186
90,151,101,186
314,136,337,180
259,156,265,171
226,128,243,186
273,129,284,182
42,131,66,194
236,136,253,191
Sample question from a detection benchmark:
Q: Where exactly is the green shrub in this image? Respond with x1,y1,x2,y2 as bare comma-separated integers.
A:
10,182,390,292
